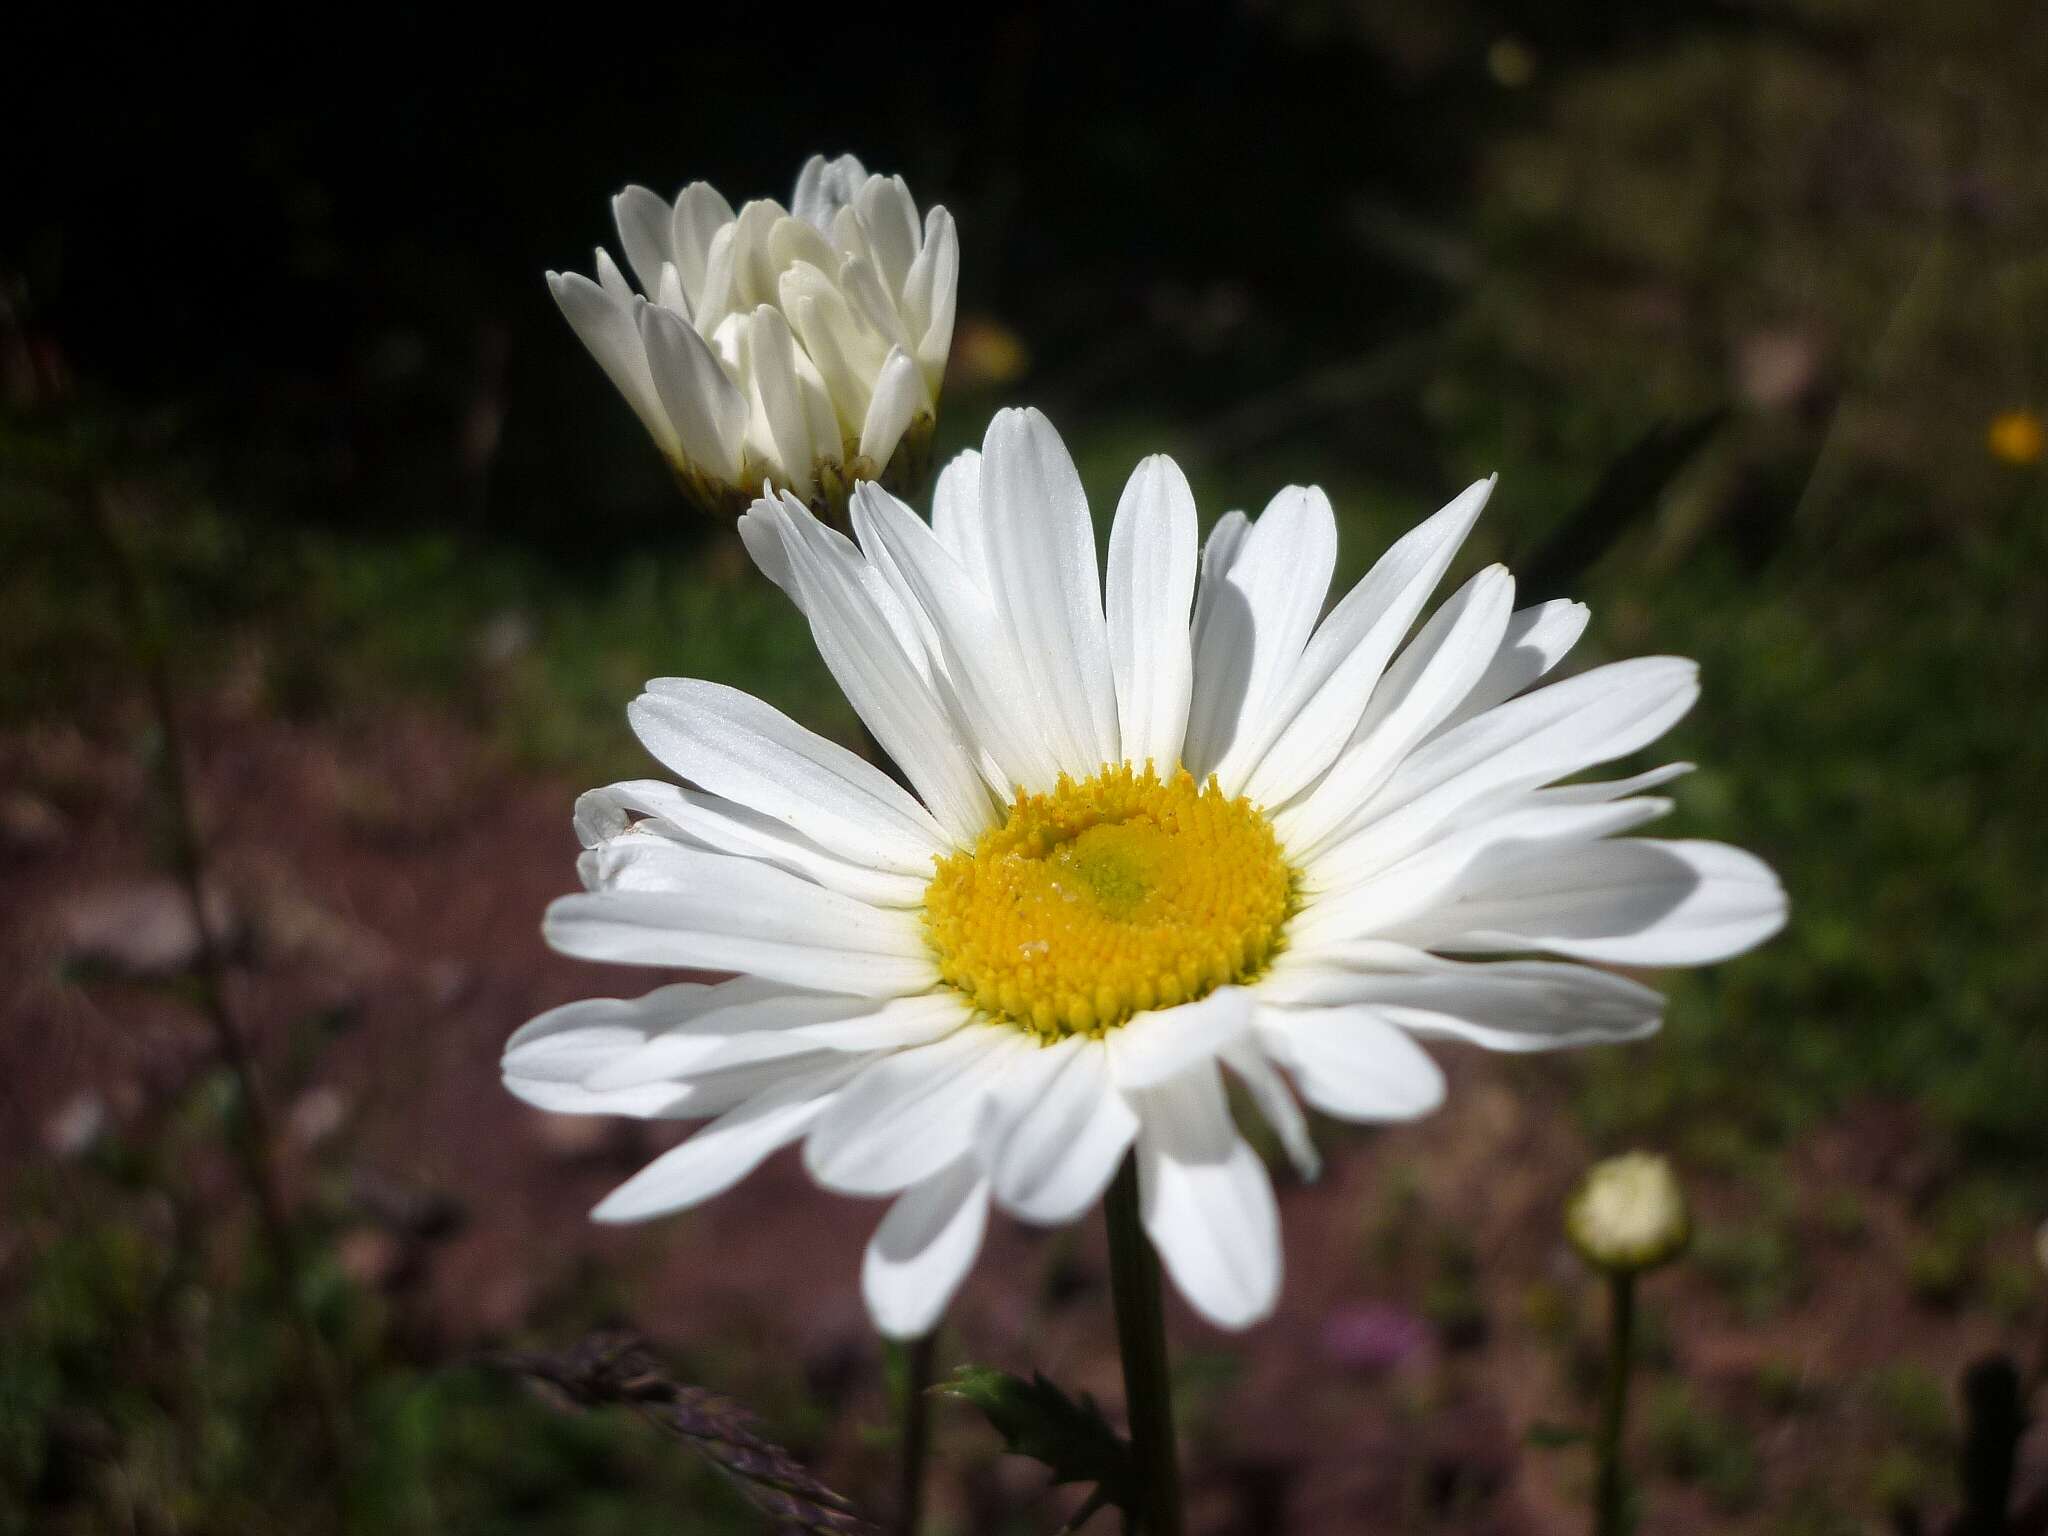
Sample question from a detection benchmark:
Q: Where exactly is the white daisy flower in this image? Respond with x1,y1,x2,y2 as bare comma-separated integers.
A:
504,407,1786,1338
548,153,957,521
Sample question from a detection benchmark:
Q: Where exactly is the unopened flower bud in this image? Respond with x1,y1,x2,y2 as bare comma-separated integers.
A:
1567,1152,1690,1274
548,153,957,525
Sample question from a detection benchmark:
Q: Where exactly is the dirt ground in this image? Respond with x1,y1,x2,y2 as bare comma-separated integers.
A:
5,694,2042,1534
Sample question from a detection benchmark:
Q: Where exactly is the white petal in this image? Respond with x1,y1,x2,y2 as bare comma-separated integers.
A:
502,984,718,1117
979,408,1121,776
863,1157,989,1339
630,677,948,874
855,173,922,299
757,499,996,843
1254,1005,1447,1122
1219,1039,1319,1181
1262,943,1663,1050
987,1039,1138,1224
1272,565,1515,846
548,272,678,458
592,1058,863,1223
792,153,870,231
692,222,740,335
1188,512,1250,655
594,248,635,304
638,300,746,482
612,185,675,296
1131,1064,1282,1329
1298,796,1675,932
726,199,786,310
505,1074,693,1117
1105,455,1199,774
791,990,974,1052
782,265,884,428
748,305,819,494
931,449,990,589
1184,485,1337,788
544,853,936,996
1303,656,1700,865
1236,478,1492,804
503,981,714,1074
744,489,940,687
585,983,880,1089
585,779,926,907
1347,565,1517,749
834,251,917,360
1106,986,1255,1090
850,482,1064,794
1526,762,1695,806
649,1050,862,1120
906,206,959,388
656,263,691,319
805,1024,1028,1195
671,182,736,307
1389,838,1788,966
858,347,927,465
767,212,839,285
1429,599,1590,739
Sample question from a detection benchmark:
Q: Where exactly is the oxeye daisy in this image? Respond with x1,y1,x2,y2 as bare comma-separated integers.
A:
548,153,956,521
503,406,1786,1339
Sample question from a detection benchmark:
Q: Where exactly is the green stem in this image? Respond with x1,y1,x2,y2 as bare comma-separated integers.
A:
87,481,348,1468
1105,1158,1182,1536
1593,1269,1638,1536
894,1330,937,1536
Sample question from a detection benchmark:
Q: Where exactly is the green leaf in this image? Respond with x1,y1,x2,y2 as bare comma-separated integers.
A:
1515,409,1728,602
1525,1419,1592,1449
936,1365,1134,1522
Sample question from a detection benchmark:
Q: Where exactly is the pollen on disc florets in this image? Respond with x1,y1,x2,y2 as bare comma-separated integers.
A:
923,764,1297,1040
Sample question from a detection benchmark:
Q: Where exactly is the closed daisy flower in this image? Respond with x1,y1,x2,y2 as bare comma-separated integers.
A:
504,407,1785,1338
548,153,956,521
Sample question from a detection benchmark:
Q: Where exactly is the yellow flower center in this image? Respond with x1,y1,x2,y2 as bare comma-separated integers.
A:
924,764,1296,1039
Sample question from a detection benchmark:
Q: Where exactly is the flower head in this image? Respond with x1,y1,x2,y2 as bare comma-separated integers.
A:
548,154,957,521
1566,1152,1691,1274
505,407,1786,1337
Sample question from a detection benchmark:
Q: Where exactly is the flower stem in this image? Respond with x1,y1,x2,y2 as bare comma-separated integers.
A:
1105,1157,1182,1536
87,478,348,1468
1593,1269,1638,1536
894,1330,937,1536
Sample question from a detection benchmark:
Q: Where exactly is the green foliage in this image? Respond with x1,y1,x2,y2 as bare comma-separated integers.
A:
1868,1448,1940,1522
1643,1382,1763,1513
1905,1236,1974,1309
935,1365,1134,1521
1422,1235,1490,1351
1816,1191,1869,1245
1983,1258,2041,1325
1865,1363,1954,1455
1768,1485,1869,1536
1691,1222,1806,1322
0,1191,757,1536
1753,1357,1815,1417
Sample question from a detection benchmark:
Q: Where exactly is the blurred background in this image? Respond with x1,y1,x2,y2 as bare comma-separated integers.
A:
4,3,2045,1532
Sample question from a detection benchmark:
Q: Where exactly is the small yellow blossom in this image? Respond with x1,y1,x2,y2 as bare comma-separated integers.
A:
1988,409,2044,467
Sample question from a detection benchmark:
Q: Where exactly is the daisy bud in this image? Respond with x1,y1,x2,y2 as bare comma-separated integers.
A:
547,153,956,524
1567,1152,1691,1275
